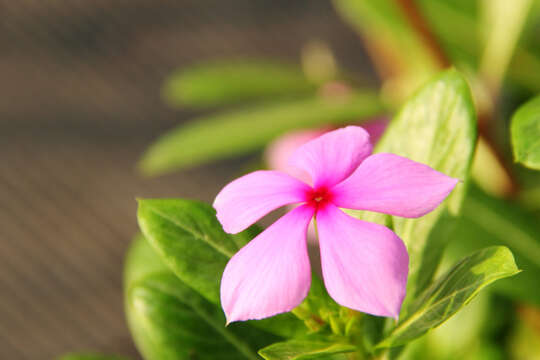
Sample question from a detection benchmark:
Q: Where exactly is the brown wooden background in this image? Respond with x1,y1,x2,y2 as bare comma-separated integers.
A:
0,1,374,358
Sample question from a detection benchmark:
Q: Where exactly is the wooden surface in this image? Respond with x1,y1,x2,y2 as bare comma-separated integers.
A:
0,1,373,358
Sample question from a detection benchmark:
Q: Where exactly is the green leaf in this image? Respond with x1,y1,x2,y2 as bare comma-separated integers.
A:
259,339,356,360
139,92,384,175
511,95,540,170
291,275,342,334
445,184,540,306
125,235,279,360
58,355,128,360
137,199,245,303
136,199,306,338
375,246,519,348
375,69,477,300
163,61,317,108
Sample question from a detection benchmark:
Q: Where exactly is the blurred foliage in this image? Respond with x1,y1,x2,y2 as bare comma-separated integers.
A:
376,246,518,348
445,184,540,306
163,61,318,108
97,0,540,359
139,92,384,175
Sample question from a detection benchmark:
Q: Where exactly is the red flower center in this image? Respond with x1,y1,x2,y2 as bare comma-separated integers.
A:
306,186,333,209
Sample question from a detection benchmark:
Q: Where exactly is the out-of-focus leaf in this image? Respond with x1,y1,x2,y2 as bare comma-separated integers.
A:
163,61,317,108
416,0,480,69
58,355,128,360
139,92,384,175
510,49,540,93
125,235,280,360
509,310,540,360
375,69,477,300
479,0,534,92
375,246,519,348
136,199,306,338
472,137,514,196
509,0,540,92
511,95,540,170
518,186,540,211
333,0,440,101
444,185,540,306
301,41,339,84
415,0,540,94
259,339,356,360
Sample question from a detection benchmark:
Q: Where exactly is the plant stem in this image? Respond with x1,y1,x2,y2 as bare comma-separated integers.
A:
394,0,520,196
394,0,450,68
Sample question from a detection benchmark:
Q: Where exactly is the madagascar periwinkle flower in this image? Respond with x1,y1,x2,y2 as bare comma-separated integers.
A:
214,126,458,323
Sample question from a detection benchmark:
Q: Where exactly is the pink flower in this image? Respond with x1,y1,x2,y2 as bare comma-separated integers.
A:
214,126,458,323
265,118,389,183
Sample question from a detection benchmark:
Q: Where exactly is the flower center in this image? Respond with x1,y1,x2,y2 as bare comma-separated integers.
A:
307,187,333,209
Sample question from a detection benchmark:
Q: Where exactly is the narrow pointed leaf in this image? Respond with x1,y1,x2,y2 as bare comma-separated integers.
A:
511,94,540,170
163,61,317,108
445,184,540,306
139,92,384,175
375,246,519,348
259,339,356,360
375,69,477,300
125,235,280,360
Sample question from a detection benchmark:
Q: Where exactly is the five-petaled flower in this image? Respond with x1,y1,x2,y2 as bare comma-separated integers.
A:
214,126,458,323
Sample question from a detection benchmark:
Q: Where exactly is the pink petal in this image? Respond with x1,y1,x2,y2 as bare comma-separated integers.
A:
332,153,459,218
265,129,327,183
316,204,408,319
289,126,372,188
213,170,311,234
220,205,314,323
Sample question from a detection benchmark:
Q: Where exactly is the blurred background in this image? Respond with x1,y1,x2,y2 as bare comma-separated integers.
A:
0,1,377,358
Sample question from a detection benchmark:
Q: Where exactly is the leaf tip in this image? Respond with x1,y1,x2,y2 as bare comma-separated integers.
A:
137,154,161,177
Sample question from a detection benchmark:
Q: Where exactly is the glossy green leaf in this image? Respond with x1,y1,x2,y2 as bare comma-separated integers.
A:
444,184,540,306
259,339,356,360
139,92,384,175
511,95,540,170
376,246,519,348
137,199,246,303
136,199,306,338
375,69,477,300
125,235,279,360
163,61,317,108
58,355,128,360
